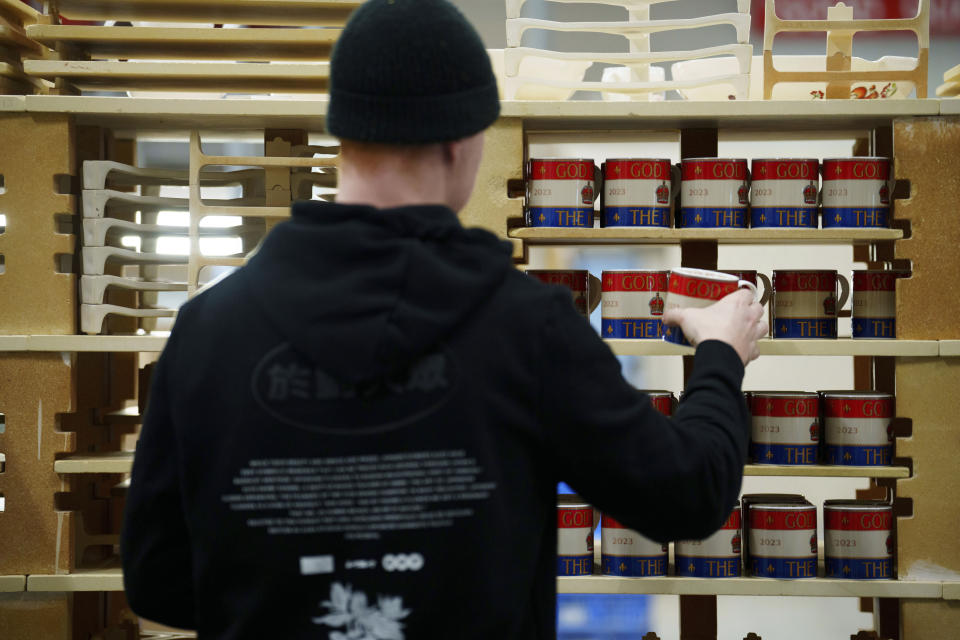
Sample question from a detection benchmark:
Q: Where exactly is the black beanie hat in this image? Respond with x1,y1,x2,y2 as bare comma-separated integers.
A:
326,0,501,144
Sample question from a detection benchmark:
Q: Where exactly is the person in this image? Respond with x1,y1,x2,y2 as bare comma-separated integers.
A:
120,1,767,638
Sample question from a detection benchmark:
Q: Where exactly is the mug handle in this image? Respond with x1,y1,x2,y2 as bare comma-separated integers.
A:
836,274,851,310
756,273,772,306
588,273,602,313
737,279,758,302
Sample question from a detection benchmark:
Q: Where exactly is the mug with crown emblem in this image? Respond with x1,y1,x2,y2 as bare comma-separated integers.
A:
526,158,598,228
601,158,678,228
772,270,850,339
601,270,669,339
750,159,819,228
662,268,757,346
821,158,895,228
680,158,750,228
525,270,602,319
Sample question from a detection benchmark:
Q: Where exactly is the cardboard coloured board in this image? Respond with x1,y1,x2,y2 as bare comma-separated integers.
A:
53,0,362,26
23,60,330,94
0,593,71,640
459,118,524,260
893,117,960,339
0,113,75,334
25,25,341,62
0,354,75,575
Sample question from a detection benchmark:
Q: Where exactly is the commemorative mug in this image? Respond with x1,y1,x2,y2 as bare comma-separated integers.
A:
823,500,893,580
601,515,668,577
642,390,676,416
675,505,741,578
749,391,820,465
601,270,669,339
680,158,749,229
747,503,818,579
720,270,772,305
821,391,894,467
601,158,678,228
557,499,594,576
662,268,757,346
526,269,602,319
750,158,819,228
821,157,894,228
526,158,598,228
852,270,907,339
772,270,850,339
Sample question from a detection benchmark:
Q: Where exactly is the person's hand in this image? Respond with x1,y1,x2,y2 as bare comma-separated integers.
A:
663,289,767,365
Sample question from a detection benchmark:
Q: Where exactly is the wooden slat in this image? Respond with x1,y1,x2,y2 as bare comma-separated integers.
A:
28,563,123,592
23,61,329,93
557,575,944,597
607,338,940,357
25,25,340,61
744,464,909,478
940,341,960,357
53,0,362,26
54,452,134,474
0,0,38,24
0,575,26,592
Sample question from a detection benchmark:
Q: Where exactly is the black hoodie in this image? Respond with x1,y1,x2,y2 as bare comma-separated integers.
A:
121,201,749,639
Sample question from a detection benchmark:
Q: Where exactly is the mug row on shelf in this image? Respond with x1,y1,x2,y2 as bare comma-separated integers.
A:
641,389,897,469
559,495,894,581
526,157,894,230
529,267,905,340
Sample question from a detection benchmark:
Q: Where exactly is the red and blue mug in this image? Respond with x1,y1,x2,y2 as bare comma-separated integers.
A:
680,158,749,229
526,158,598,228
750,158,819,228
662,268,757,346
601,158,677,228
821,158,894,228
772,270,850,339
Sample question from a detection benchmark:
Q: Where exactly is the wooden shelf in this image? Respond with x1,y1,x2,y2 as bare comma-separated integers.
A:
55,452,133,474
503,99,944,131
944,582,960,600
54,0,361,25
27,563,122,592
24,564,946,598
744,464,909,478
509,227,903,245
557,575,944,598
23,61,330,94
607,339,940,357
0,336,944,356
0,575,26,592
0,96,956,132
25,25,340,62
0,335,166,352
940,341,960,357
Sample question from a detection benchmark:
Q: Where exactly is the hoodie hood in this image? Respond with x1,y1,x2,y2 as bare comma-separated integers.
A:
243,200,513,384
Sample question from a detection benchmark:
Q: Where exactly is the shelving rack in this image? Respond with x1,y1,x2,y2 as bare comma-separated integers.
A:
0,96,958,639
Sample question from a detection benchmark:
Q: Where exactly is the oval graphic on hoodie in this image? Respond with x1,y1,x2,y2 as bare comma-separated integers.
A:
252,341,456,435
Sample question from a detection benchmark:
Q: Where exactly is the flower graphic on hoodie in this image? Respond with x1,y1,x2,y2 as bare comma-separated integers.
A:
313,582,410,640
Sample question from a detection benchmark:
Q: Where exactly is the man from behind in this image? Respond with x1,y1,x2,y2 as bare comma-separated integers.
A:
121,1,767,638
